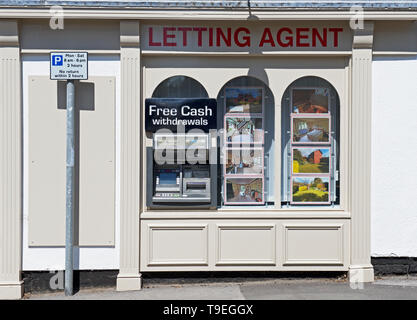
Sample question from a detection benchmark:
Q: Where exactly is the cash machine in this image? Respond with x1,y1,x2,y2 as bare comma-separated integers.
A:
145,98,217,209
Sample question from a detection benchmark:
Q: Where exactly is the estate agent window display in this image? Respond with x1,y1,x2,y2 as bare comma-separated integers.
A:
223,86,265,205
217,76,275,208
281,76,340,207
150,75,339,209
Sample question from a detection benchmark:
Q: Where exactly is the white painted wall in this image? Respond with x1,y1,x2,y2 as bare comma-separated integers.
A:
371,56,417,257
22,54,121,270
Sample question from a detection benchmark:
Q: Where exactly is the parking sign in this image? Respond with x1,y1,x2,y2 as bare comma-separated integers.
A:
52,55,63,66
50,52,88,80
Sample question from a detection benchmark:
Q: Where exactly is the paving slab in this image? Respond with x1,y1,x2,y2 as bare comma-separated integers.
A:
27,283,245,300
25,276,417,300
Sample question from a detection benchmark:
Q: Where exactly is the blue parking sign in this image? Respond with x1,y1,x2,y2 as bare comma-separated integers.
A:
52,54,63,66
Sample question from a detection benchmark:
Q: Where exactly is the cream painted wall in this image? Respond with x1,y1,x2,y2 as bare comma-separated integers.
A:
22,55,121,270
371,56,417,257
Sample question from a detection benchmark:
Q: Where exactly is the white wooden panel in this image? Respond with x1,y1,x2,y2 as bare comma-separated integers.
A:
283,223,345,265
28,76,115,246
148,224,209,266
28,77,65,246
216,224,276,265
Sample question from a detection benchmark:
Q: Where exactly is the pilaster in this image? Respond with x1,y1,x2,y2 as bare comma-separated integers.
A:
0,19,23,299
117,20,142,291
349,22,375,283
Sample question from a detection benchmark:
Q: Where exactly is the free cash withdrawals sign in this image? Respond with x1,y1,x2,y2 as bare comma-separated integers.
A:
145,98,217,133
50,52,88,80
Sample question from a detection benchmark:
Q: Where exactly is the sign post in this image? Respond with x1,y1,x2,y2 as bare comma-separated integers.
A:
50,52,88,296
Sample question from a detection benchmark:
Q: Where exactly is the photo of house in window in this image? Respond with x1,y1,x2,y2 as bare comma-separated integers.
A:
291,176,330,204
292,147,330,174
225,177,264,204
292,88,329,114
225,148,263,175
225,87,263,114
225,116,263,144
291,115,330,144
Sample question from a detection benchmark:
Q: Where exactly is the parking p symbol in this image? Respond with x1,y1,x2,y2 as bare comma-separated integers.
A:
52,55,63,66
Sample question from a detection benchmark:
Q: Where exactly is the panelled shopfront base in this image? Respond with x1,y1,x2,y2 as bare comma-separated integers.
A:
140,217,350,271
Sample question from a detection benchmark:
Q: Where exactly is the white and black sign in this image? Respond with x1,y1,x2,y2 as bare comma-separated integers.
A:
145,98,217,132
50,52,88,80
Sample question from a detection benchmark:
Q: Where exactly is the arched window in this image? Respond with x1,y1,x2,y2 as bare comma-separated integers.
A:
217,76,275,207
152,75,208,98
281,76,340,206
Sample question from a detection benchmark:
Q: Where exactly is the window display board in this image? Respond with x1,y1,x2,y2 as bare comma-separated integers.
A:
289,87,332,205
291,114,331,145
223,87,265,205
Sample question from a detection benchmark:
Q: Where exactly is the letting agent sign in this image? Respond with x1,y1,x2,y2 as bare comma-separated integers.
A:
50,52,88,80
145,98,217,133
142,24,350,52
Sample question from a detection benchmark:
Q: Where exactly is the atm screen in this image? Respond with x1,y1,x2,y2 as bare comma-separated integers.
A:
159,172,177,185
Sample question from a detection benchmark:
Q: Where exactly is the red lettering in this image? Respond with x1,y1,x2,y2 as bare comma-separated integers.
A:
163,27,176,47
150,25,343,49
148,27,161,47
329,28,343,47
296,28,310,47
259,28,275,47
234,27,251,47
312,28,327,47
277,28,293,47
216,27,232,47
178,27,192,46
193,27,207,47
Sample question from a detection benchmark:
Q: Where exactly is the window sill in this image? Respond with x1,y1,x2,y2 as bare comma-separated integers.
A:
140,209,350,220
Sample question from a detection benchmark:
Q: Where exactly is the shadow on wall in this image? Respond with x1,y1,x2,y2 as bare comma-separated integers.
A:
248,67,269,87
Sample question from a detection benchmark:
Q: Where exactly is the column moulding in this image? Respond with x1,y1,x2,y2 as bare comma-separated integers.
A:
116,20,142,291
0,19,23,299
349,22,375,283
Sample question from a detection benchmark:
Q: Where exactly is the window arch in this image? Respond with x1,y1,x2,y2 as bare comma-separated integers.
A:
281,76,340,206
152,75,208,98
217,76,275,207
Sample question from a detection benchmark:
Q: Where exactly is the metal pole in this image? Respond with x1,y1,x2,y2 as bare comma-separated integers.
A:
65,80,75,296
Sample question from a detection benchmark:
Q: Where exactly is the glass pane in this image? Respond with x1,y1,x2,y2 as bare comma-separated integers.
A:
152,76,208,98
217,76,275,207
281,76,340,207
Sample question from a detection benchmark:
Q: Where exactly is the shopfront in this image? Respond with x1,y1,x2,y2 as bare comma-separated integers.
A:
136,21,355,280
0,1,416,299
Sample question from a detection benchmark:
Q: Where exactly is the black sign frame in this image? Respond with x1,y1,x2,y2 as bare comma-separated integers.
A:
145,98,217,133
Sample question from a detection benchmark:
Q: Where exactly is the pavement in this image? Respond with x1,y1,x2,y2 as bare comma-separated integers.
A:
24,275,417,300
